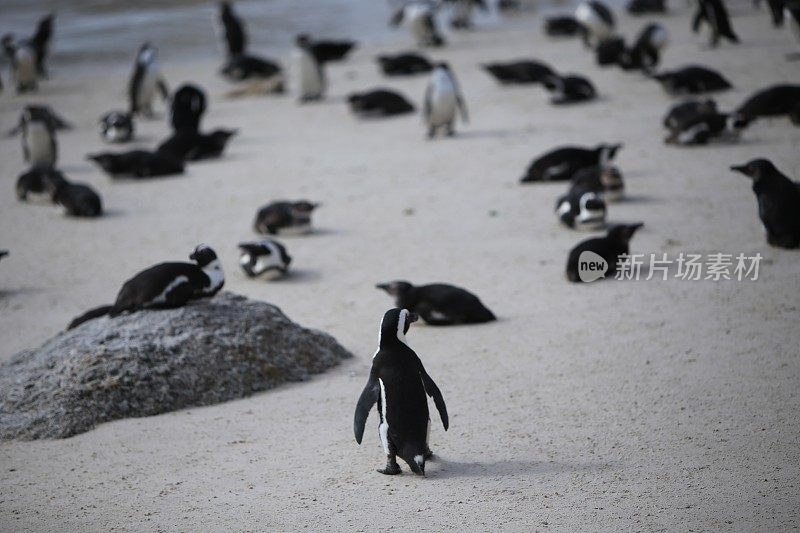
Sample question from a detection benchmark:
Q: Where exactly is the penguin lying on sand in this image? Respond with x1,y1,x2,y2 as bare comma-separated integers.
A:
424,62,468,138
556,190,607,229
730,159,800,249
566,223,644,282
16,167,61,201
692,0,739,47
481,60,555,84
377,53,433,76
570,165,625,201
68,244,224,330
627,0,666,14
390,1,445,47
376,281,495,325
253,200,319,235
310,40,357,63
354,308,449,475
218,1,284,89
652,65,732,95
99,111,134,143
730,84,800,130
665,110,732,145
45,172,103,218
348,89,416,117
238,240,292,280
87,150,184,178
663,99,718,130
128,43,169,118
521,144,622,183
157,130,238,162
543,73,597,104
545,16,584,37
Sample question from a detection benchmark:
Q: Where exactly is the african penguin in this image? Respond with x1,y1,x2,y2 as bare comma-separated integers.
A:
238,240,292,280
87,150,184,178
128,42,169,118
556,190,607,230
521,144,622,183
292,34,326,102
67,244,225,330
376,281,496,325
217,1,284,89
30,13,54,77
310,40,357,63
2,34,38,93
170,84,207,133
566,223,644,282
575,0,616,48
652,65,732,95
390,1,445,47
665,111,732,145
482,60,555,85
543,74,597,104
424,62,468,138
377,52,434,76
692,0,739,47
730,159,800,249
219,1,246,59
730,84,800,130
8,105,70,136
99,111,135,143
45,174,103,218
253,200,319,235
622,23,668,73
570,165,625,201
627,0,666,14
348,89,416,117
20,106,58,168
544,16,584,37
354,308,449,475
16,167,63,202
157,129,238,162
444,0,488,29
663,99,718,130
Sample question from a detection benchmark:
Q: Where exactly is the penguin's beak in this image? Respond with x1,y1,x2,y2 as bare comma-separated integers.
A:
375,283,391,293
730,165,749,177
407,312,419,324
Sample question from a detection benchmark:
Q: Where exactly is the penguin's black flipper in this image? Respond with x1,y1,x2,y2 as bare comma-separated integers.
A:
354,373,380,444
412,355,448,430
691,8,705,32
157,78,170,101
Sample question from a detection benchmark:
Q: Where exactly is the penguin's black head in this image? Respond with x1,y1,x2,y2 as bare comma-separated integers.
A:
41,169,67,195
598,143,622,162
291,200,318,213
211,129,238,143
376,281,413,298
608,223,643,243
730,159,777,182
379,308,419,346
189,244,218,267
600,166,623,190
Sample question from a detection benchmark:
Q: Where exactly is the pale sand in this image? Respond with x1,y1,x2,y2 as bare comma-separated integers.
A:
1,4,800,531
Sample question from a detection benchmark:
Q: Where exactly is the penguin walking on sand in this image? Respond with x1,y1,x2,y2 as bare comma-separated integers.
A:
20,106,58,168
354,308,449,475
424,62,468,138
292,35,326,102
692,0,739,47
521,144,622,183
730,84,800,130
730,159,800,249
376,281,495,325
566,223,644,282
2,34,38,93
67,244,224,330
238,240,292,279
129,43,169,118
390,1,445,47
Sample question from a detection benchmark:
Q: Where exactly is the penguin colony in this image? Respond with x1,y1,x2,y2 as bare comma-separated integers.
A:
1,0,799,479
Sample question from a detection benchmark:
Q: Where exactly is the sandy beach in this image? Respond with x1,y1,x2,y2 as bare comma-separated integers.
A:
1,1,800,530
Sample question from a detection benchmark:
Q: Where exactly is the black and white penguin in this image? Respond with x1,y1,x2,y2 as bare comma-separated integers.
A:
354,308,449,475
377,52,433,76
570,165,625,201
390,1,445,47
424,62,468,138
443,0,488,29
730,159,800,249
253,200,319,235
692,0,739,47
9,105,70,136
310,39,357,63
665,110,732,145
87,150,184,178
652,65,732,94
730,84,800,130
348,89,416,117
596,36,628,66
170,84,207,133
375,281,495,325
622,23,668,73
482,60,555,85
16,167,62,202
575,0,616,47
627,0,666,14
30,13,54,77
293,34,326,102
67,244,225,330
20,106,57,168
157,130,238,162
556,189,607,230
544,74,597,104
566,223,644,282
45,174,103,218
128,43,169,118
544,16,584,37
521,144,622,183
218,2,284,89
2,34,38,93
99,111,135,143
238,240,292,280
663,99,718,130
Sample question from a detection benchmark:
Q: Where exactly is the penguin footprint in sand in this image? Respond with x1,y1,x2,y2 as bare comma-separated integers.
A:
354,308,449,476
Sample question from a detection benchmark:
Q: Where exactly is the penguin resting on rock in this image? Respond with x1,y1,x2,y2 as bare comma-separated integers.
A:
354,308,449,475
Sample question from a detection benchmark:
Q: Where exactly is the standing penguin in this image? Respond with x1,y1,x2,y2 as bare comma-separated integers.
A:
566,223,644,282
424,62,468,138
730,159,800,249
20,106,57,167
390,1,445,47
2,35,38,93
575,0,616,47
128,43,169,118
67,244,225,329
354,308,449,475
376,281,495,325
30,13,54,77
292,34,325,102
692,0,739,47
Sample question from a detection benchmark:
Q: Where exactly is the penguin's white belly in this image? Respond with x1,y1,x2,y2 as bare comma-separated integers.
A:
576,5,611,40
26,123,54,166
137,68,159,107
429,91,457,126
650,26,669,49
294,51,323,98
406,10,431,41
378,378,390,454
15,47,37,85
